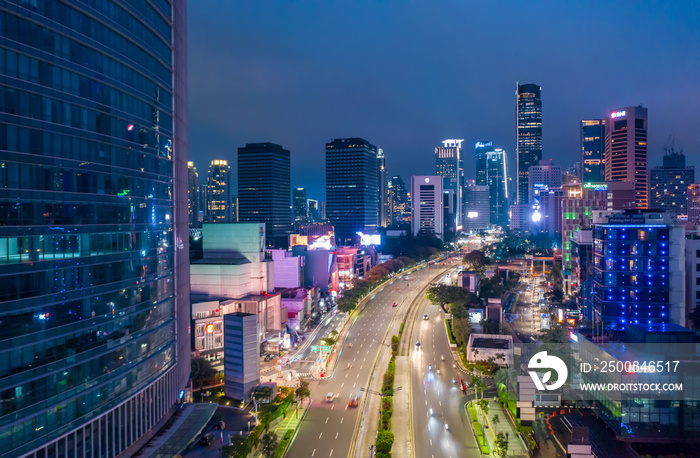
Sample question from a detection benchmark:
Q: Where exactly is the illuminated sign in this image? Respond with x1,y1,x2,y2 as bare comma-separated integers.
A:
569,332,578,342
206,324,215,334
357,232,381,246
424,177,430,184
610,110,626,119
583,182,607,191
532,210,542,223
467,211,479,219
475,141,493,148
36,313,50,320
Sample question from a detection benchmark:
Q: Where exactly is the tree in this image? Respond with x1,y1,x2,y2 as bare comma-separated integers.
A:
494,352,506,366
375,430,395,455
463,250,488,271
452,317,472,347
477,398,489,415
492,414,500,425
295,381,311,406
495,432,509,458
253,385,273,404
471,348,479,361
191,356,217,400
222,434,252,457
540,322,568,343
259,431,278,458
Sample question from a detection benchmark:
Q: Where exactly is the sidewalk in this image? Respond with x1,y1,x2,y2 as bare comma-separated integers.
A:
250,398,310,458
392,356,411,458
473,399,529,457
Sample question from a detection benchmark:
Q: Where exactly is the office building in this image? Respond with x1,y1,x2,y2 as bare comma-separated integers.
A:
509,204,529,231
591,210,685,330
435,139,464,227
474,141,494,187
411,176,444,240
475,143,509,228
604,106,648,209
443,189,457,237
189,161,201,226
378,148,389,227
571,228,595,315
0,1,190,456
308,199,319,222
689,183,700,224
293,188,308,222
561,183,608,274
649,152,694,216
320,200,327,221
516,83,543,204
581,119,605,183
389,175,409,224
531,186,565,238
685,235,700,327
207,160,233,222
529,159,562,203
224,313,260,402
464,181,490,231
238,143,292,248
326,138,379,244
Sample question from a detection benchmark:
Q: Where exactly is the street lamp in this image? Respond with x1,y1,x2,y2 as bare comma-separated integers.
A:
361,386,402,429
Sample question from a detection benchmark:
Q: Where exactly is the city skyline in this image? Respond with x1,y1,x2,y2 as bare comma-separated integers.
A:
188,2,699,200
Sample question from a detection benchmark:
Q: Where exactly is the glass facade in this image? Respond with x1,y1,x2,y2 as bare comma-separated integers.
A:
581,119,605,183
326,138,378,245
649,153,694,217
206,160,232,222
516,83,542,205
0,1,189,456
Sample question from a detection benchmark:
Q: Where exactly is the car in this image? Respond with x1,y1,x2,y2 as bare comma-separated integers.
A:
423,314,429,320
348,395,359,407
392,302,398,307
404,276,410,280
325,392,335,403
263,353,275,362
199,433,214,447
415,341,421,348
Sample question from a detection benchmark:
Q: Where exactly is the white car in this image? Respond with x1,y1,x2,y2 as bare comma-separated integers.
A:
423,314,429,320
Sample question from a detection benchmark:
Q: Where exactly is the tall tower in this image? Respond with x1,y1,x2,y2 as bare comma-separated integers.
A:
581,119,605,183
604,106,648,209
238,143,292,247
0,1,190,456
486,148,510,228
435,139,464,228
207,159,232,222
649,151,694,216
389,175,409,224
411,176,444,240
188,161,200,226
293,188,308,221
378,148,389,227
516,83,543,205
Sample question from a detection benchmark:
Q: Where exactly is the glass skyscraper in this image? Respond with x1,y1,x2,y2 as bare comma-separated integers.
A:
435,139,463,227
293,187,307,222
581,119,605,183
326,138,379,245
206,159,232,222
0,1,190,456
516,83,542,205
237,142,291,248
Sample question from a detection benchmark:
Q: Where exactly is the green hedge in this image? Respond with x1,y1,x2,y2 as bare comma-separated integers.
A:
248,423,265,448
444,319,456,344
468,403,478,421
274,429,294,458
398,323,404,336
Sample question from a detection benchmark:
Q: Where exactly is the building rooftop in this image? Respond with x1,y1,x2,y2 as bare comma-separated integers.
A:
472,337,511,349
192,256,251,265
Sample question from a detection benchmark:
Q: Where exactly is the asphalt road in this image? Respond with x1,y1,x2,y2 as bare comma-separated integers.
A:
509,278,545,343
409,270,481,458
285,264,446,458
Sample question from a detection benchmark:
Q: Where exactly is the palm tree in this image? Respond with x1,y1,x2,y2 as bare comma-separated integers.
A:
253,386,273,403
494,352,506,366
191,356,217,401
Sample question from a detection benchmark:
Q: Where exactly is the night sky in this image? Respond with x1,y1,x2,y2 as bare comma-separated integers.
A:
187,1,699,201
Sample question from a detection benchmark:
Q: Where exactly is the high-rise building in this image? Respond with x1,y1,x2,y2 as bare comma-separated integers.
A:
604,106,648,209
326,138,379,244
689,183,700,224
189,161,201,226
0,1,190,456
464,181,490,231
411,176,444,240
377,148,389,228
293,188,308,222
531,187,565,238
320,200,327,221
238,143,292,247
388,175,409,224
649,152,694,216
581,119,605,183
207,159,233,222
474,141,494,187
435,139,464,227
308,199,319,222
485,148,509,228
516,83,543,204
592,210,685,330
528,159,562,203
561,183,608,275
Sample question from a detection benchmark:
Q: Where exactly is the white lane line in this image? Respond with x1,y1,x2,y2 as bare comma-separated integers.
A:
425,400,427,405
341,383,344,388
325,417,329,424
353,382,356,388
430,439,432,446
335,432,339,439
331,404,334,410
312,450,316,457
439,401,442,407
360,365,363,370
340,417,344,424
330,449,334,457
319,432,323,439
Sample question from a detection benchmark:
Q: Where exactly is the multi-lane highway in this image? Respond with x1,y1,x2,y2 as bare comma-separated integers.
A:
408,270,481,458
286,264,449,458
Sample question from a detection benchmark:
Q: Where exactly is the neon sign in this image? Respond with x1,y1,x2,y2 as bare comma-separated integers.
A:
475,141,493,148
357,232,381,246
206,324,215,334
610,110,626,119
583,182,607,191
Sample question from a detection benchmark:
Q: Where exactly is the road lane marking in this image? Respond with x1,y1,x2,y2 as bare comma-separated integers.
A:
312,450,316,457
325,417,329,424
330,449,333,457
341,383,344,387
340,417,344,424
319,432,323,439
331,404,334,410
430,439,432,446
335,432,339,439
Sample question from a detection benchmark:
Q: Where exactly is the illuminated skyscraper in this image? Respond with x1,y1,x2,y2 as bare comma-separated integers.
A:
378,148,389,227
326,138,379,244
411,176,444,240
189,161,201,226
486,148,509,228
293,188,308,221
238,143,292,247
529,159,562,203
516,83,543,204
435,139,464,227
581,119,605,183
207,159,233,222
389,175,409,224
649,152,694,216
0,1,190,455
308,199,319,222
604,106,648,209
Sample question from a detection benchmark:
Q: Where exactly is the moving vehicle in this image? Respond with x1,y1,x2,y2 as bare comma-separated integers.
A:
263,353,274,362
423,314,429,320
325,392,335,403
349,395,359,407
415,341,421,348
392,302,398,307
199,433,214,446
428,364,432,371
